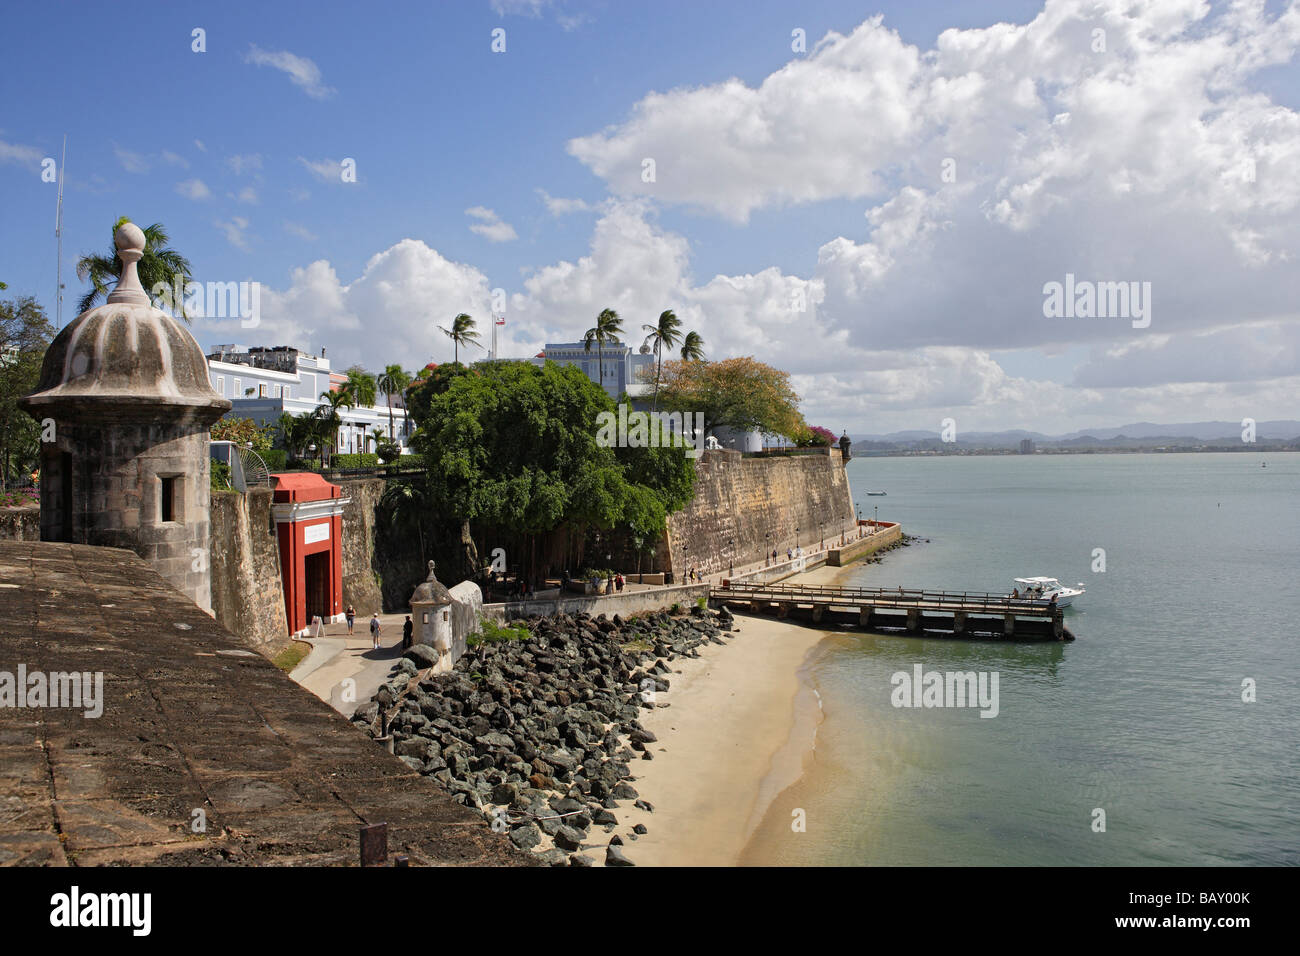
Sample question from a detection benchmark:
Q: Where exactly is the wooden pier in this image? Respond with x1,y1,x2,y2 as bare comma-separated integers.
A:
715,581,1074,641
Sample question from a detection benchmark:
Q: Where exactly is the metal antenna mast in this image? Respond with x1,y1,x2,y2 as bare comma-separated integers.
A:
54,134,67,327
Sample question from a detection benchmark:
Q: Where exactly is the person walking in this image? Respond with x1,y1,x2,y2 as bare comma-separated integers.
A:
402,615,414,650
369,612,382,650
345,604,356,636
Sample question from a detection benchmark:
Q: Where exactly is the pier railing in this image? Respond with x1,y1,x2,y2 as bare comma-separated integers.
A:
720,581,1060,615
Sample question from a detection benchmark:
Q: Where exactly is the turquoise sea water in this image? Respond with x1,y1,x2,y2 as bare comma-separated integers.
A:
743,452,1300,866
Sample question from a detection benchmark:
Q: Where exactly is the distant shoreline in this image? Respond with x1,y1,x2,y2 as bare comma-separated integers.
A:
855,446,1298,457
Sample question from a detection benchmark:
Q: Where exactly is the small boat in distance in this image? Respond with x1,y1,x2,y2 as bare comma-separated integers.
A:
865,491,887,496
1012,577,1085,608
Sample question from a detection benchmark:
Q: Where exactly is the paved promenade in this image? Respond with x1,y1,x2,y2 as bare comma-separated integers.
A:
291,613,408,717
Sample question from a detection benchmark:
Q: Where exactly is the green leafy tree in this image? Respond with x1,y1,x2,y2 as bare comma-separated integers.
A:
410,360,694,582
377,363,412,441
1,295,56,490
403,362,470,428
210,415,274,453
641,309,682,411
583,308,623,393
439,313,482,364
680,330,705,362
75,217,195,319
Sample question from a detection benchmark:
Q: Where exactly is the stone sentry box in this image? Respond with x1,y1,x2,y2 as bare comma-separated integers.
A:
408,561,481,674
20,222,230,611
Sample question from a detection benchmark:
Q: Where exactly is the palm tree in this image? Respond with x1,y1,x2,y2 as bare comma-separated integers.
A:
275,412,299,457
368,427,386,453
377,364,411,441
680,330,705,362
345,366,377,407
313,388,352,466
439,313,482,364
641,309,682,411
583,308,623,393
75,217,195,319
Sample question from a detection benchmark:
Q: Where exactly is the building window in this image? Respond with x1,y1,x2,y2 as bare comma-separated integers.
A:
233,378,241,398
160,476,180,523
259,383,267,397
216,375,225,396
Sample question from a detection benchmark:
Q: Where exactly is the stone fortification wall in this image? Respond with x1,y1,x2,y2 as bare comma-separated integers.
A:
664,448,856,577
336,478,386,616
483,582,711,623
209,488,290,653
0,507,39,541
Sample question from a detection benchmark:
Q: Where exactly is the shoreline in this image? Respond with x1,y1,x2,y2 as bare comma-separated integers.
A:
610,612,827,866
618,562,856,867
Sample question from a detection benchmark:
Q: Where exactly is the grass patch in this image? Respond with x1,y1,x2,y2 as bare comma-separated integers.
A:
272,641,312,673
620,638,654,653
467,617,532,648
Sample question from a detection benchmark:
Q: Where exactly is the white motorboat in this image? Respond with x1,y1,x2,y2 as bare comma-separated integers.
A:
1012,576,1085,608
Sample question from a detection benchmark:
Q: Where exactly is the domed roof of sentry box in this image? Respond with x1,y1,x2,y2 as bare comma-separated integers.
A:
410,560,453,607
20,221,231,422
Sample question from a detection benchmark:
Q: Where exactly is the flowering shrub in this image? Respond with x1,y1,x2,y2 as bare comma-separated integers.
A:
0,488,39,508
798,425,836,447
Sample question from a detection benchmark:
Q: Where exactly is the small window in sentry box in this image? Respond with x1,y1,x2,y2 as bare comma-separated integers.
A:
161,476,180,522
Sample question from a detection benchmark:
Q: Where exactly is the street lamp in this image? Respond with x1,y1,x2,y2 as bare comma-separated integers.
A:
728,538,734,576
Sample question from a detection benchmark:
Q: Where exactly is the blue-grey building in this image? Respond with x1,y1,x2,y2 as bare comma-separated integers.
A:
539,341,656,402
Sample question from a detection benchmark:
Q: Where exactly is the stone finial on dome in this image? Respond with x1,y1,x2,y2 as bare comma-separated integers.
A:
106,221,150,306
410,559,452,607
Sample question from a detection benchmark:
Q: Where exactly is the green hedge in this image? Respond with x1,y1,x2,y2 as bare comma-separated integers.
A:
260,449,287,471
331,453,380,469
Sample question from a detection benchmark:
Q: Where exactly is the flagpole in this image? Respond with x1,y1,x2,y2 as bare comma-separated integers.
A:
492,312,505,360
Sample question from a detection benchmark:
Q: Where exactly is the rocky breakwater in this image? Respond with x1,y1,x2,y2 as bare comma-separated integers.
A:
352,604,737,867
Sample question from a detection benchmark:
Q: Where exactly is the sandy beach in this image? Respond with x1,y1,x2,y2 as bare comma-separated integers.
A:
613,563,849,866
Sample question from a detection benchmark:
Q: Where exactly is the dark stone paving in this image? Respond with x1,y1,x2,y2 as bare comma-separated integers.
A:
0,541,531,867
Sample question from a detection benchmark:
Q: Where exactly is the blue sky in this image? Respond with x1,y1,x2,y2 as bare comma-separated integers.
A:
3,0,1298,434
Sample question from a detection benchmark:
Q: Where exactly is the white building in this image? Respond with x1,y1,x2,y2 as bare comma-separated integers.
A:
206,345,413,457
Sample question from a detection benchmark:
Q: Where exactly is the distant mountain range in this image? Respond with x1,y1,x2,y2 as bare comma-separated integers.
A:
846,421,1300,452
